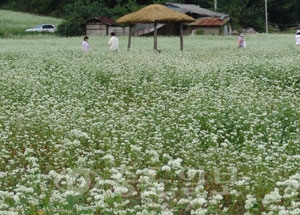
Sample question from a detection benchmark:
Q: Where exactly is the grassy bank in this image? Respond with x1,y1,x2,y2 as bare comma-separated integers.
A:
0,9,63,38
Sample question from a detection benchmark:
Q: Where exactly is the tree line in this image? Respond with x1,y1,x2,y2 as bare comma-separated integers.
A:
1,0,299,36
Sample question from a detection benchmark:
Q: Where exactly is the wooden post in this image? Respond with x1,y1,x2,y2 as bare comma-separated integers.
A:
265,0,268,33
127,25,132,51
154,22,157,51
180,23,183,51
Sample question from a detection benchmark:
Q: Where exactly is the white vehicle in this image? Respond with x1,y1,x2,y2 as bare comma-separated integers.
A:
25,24,56,33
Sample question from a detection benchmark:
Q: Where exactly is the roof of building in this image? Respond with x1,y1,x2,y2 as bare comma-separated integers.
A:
165,2,229,18
189,17,226,26
87,17,115,25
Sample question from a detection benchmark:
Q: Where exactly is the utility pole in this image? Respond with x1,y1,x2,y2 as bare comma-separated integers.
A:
265,0,268,33
214,0,217,10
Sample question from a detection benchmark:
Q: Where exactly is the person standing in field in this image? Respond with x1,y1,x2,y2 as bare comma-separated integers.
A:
238,33,246,48
108,32,119,52
296,31,300,47
82,36,91,52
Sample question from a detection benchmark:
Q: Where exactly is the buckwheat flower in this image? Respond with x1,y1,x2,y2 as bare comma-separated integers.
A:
0,202,9,210
114,186,129,194
229,189,238,195
189,197,207,206
290,173,300,181
111,172,122,180
223,207,228,213
168,158,182,169
214,193,223,201
186,168,201,180
191,208,207,215
283,186,298,198
161,165,171,172
290,208,300,215
15,184,34,193
136,209,157,215
12,192,20,203
75,156,87,164
269,205,286,212
130,145,142,152
161,209,173,215
146,149,159,163
137,168,156,177
291,201,300,209
220,142,227,147
0,172,8,179
0,212,18,215
0,191,10,199
94,193,104,201
25,156,38,163
23,148,34,155
262,188,282,206
70,129,90,139
103,154,115,163
163,153,172,160
141,190,158,200
278,209,289,215
245,194,256,210
72,139,81,146
177,198,190,205
290,155,300,159
280,179,299,189
63,190,82,197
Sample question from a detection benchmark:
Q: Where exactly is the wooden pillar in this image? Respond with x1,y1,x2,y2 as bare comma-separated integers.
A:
180,23,183,51
127,25,132,51
154,22,157,51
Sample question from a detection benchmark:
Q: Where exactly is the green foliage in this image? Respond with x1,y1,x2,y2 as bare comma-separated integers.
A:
57,0,111,37
195,28,204,35
57,17,85,37
1,0,300,34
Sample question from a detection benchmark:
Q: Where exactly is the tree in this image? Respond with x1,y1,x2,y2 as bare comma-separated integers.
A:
1,0,300,33
58,0,110,36
268,0,299,30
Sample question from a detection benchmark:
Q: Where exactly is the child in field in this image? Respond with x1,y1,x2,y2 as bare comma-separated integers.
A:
296,32,300,47
82,36,91,52
238,33,246,48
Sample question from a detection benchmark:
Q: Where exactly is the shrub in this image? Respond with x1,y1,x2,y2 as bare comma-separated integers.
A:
57,17,85,37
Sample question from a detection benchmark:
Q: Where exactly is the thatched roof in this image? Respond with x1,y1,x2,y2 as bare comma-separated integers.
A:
116,4,195,24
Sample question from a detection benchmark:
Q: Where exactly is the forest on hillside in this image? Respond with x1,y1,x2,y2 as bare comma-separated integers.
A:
1,0,299,35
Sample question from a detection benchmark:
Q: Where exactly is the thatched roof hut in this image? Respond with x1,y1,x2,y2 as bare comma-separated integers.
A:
116,4,195,51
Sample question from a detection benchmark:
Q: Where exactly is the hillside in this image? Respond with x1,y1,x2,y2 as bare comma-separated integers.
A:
0,9,63,38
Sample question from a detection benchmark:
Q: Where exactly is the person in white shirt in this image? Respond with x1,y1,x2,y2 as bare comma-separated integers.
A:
296,32,300,47
108,32,119,52
82,36,91,52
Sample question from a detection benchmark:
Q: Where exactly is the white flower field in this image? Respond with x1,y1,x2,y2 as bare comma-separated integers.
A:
0,34,299,214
